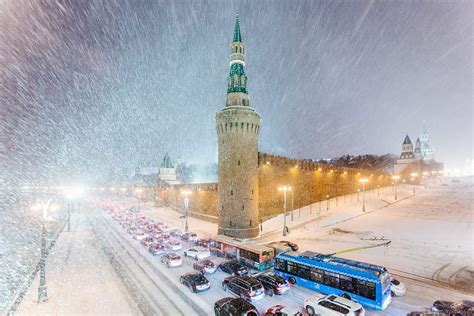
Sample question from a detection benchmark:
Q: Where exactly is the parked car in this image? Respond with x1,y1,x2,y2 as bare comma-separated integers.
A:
179,272,211,293
264,304,303,316
160,252,183,267
166,240,182,251
214,297,258,316
304,294,365,316
184,247,211,260
218,260,249,276
390,278,406,296
222,275,265,302
255,271,290,296
193,259,217,274
432,300,474,314
149,243,166,256
279,241,299,251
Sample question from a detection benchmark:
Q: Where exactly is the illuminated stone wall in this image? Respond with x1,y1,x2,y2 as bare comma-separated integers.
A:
155,152,393,223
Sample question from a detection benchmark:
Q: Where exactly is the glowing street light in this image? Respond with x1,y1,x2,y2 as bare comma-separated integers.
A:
278,185,292,236
181,189,192,232
391,175,400,200
359,178,368,212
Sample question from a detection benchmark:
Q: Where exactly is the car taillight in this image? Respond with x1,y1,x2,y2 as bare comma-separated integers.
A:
245,291,253,297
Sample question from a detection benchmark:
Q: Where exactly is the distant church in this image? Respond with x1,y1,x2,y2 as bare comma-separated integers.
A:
394,130,443,180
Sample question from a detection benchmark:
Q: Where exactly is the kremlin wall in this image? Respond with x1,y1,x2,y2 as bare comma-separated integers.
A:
155,152,392,222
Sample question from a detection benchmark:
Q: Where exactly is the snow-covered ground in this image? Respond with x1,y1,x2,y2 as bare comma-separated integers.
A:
16,210,137,315
12,177,473,315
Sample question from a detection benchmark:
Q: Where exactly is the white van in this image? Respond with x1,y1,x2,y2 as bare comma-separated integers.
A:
304,294,365,316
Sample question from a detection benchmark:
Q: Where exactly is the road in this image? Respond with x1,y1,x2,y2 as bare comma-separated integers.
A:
92,200,473,315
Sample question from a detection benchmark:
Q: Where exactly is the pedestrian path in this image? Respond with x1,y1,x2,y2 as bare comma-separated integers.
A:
16,209,137,315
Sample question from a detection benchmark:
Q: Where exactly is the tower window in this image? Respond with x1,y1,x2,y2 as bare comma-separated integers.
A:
230,190,233,196
242,205,244,211
237,160,240,165
230,122,232,129
241,122,244,129
251,190,254,195
247,123,249,130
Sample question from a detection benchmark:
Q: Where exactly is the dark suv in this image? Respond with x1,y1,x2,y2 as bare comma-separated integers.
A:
222,275,265,302
214,297,258,316
255,271,290,296
218,260,248,276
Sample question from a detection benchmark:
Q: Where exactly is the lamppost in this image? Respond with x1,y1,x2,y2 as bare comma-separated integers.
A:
359,178,368,212
410,173,418,194
357,189,360,202
31,199,58,304
134,188,143,213
326,194,330,211
279,185,291,236
377,185,380,196
392,175,400,200
181,189,192,232
422,171,429,188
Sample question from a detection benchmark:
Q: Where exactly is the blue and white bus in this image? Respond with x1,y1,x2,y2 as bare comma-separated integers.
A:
274,251,392,310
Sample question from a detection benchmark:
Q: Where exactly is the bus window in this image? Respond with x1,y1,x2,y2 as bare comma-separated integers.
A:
323,271,340,288
339,274,354,292
297,264,311,279
287,261,298,275
310,267,324,283
240,249,259,262
275,258,287,272
356,279,376,300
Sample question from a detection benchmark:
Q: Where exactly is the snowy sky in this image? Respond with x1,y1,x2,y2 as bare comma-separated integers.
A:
1,0,472,183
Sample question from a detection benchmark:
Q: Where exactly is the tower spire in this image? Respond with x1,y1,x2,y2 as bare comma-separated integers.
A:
233,13,242,42
226,13,249,105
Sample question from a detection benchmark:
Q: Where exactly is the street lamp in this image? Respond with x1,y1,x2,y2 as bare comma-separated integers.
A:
278,185,291,236
134,188,143,213
31,199,58,303
391,175,400,200
181,189,192,232
359,178,368,212
326,194,330,211
410,173,418,194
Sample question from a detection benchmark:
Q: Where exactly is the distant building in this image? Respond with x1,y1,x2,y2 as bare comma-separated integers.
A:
419,130,435,161
394,130,443,180
159,153,180,185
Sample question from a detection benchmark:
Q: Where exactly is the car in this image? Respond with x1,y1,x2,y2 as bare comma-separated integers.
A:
166,240,182,251
432,300,474,314
304,294,365,316
218,260,249,276
188,233,198,242
181,232,191,241
222,275,265,302
140,236,155,247
149,243,166,256
133,230,147,240
279,241,299,251
255,271,290,296
390,278,406,297
160,252,183,267
170,228,183,237
214,297,258,316
179,272,210,293
127,226,137,235
184,247,211,260
193,259,217,274
264,304,303,316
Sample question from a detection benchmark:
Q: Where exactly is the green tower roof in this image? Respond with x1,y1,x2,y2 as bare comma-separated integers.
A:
233,13,242,42
160,153,174,168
